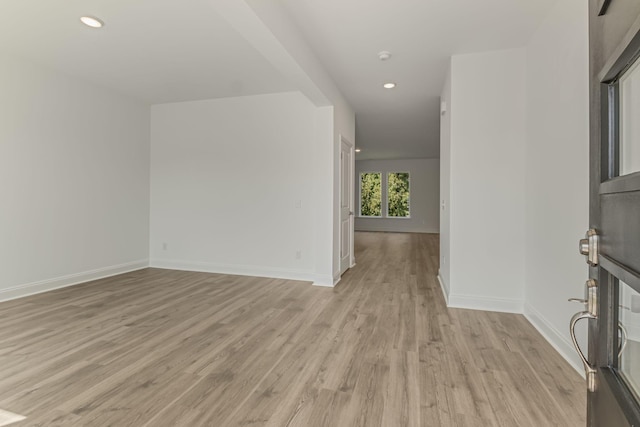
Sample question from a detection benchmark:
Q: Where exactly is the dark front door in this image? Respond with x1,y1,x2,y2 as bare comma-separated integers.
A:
577,0,640,425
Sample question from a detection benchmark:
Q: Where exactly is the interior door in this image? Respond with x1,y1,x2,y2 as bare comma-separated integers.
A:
339,136,354,275
574,1,640,425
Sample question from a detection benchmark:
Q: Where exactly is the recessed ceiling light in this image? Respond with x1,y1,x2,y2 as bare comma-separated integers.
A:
80,16,104,28
383,82,396,89
378,51,392,61
355,148,362,153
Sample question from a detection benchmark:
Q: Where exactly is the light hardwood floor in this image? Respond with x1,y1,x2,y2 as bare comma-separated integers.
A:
0,232,585,426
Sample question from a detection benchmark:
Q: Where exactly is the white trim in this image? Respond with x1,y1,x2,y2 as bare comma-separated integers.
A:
313,272,342,288
312,278,335,287
447,293,524,313
0,259,149,303
150,258,317,284
339,134,355,276
437,272,449,304
524,303,585,378
0,409,26,426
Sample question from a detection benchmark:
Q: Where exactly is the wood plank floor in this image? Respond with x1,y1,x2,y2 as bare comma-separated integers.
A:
0,232,585,426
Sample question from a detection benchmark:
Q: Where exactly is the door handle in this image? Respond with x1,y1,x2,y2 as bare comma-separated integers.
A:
570,310,597,392
568,279,599,392
619,321,628,358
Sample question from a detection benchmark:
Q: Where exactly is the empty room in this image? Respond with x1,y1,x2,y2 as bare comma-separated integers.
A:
1,0,639,425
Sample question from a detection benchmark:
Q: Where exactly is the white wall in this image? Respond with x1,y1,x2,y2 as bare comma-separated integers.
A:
439,0,589,374
524,0,589,373
439,67,452,298
355,159,439,233
0,54,150,301
214,0,356,285
149,92,327,283
446,48,527,313
0,2,356,298
313,106,337,285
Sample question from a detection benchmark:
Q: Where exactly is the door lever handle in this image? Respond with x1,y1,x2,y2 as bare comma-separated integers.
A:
568,279,599,392
619,322,628,358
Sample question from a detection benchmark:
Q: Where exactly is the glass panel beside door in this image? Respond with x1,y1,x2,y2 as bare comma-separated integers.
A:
620,58,640,175
619,280,640,401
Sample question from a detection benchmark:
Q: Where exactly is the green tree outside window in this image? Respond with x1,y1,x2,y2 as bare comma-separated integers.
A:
360,172,381,216
387,172,410,217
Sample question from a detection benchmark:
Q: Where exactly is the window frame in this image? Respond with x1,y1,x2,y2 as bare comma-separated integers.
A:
386,171,411,219
359,171,383,217
358,170,411,219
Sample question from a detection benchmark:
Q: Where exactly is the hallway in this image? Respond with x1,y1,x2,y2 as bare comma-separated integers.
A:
0,232,584,426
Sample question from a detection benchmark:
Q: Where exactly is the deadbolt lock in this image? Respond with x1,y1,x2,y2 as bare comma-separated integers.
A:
579,229,599,266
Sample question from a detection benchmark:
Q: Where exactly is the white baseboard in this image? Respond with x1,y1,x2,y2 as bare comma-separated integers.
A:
150,258,318,285
447,293,524,314
0,409,26,425
434,278,583,377
312,273,341,288
524,303,585,377
437,271,449,304
0,259,149,303
312,283,335,288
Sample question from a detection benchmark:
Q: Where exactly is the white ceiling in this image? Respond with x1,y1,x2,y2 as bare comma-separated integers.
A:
0,0,295,104
0,0,558,159
278,0,558,159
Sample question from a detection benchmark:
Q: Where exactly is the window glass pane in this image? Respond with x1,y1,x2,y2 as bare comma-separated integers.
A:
387,172,410,217
620,59,640,175
360,172,381,216
618,280,640,399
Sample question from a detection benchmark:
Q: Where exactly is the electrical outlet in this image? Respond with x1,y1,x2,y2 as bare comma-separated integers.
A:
162,242,168,251
296,250,302,260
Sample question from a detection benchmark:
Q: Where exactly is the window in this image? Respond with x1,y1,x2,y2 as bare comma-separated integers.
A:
387,172,410,217
359,171,410,218
360,172,381,216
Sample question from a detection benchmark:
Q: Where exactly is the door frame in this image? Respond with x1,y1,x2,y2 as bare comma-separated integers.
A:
339,134,355,274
